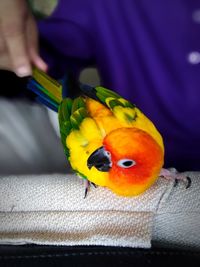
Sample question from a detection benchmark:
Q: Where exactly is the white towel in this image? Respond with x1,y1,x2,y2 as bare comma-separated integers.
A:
0,172,199,249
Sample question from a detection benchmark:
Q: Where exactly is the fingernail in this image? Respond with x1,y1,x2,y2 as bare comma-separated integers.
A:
16,66,32,77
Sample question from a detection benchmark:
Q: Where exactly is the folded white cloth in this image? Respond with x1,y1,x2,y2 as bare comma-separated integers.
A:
0,172,199,249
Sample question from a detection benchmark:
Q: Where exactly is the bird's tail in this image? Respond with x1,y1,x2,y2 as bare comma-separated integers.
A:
27,67,63,112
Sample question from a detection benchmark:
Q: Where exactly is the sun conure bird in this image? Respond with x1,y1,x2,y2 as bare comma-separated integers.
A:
27,68,191,197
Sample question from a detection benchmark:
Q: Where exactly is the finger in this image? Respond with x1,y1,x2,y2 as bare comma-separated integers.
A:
30,51,48,72
0,30,6,53
26,16,48,72
0,0,31,75
0,54,12,70
0,27,12,70
2,20,32,77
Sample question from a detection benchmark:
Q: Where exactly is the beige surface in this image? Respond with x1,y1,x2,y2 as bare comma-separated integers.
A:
0,172,199,249
0,174,175,248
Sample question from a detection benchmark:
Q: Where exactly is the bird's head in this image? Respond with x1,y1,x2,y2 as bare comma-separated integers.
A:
87,127,164,196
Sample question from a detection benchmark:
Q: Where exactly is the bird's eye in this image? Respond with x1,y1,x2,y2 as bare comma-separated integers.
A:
117,159,136,168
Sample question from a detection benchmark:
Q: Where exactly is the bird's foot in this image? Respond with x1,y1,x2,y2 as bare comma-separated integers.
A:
83,180,97,198
159,168,191,189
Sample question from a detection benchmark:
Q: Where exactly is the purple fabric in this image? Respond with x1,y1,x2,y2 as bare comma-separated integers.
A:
38,0,200,171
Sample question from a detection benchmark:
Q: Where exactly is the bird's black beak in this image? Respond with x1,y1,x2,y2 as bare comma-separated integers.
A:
87,146,112,172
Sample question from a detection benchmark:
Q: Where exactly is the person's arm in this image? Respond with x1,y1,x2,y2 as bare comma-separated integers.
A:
0,0,47,77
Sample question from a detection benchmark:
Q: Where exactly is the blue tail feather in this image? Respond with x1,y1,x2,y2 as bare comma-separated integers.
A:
27,78,59,112
35,96,58,112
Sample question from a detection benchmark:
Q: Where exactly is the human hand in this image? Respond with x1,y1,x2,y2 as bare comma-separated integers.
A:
0,0,47,77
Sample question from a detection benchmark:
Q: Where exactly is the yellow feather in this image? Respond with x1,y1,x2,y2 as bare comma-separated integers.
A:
66,117,109,186
113,106,164,151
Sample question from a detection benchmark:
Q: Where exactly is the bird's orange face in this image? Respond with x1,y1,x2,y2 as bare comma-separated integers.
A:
87,127,164,196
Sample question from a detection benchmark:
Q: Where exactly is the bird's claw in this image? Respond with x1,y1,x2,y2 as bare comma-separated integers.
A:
173,176,191,189
159,168,191,189
83,180,97,198
185,176,192,189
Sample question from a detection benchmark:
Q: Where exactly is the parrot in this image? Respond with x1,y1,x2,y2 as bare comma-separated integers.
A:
27,68,191,197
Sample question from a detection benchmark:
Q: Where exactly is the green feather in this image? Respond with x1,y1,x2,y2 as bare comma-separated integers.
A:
71,97,85,114
70,97,88,130
58,98,74,158
95,86,121,99
94,86,135,110
106,99,122,109
58,97,89,158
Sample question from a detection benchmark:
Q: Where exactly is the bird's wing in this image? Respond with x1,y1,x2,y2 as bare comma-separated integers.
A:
80,85,164,150
58,97,87,158
81,84,138,123
58,96,104,179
